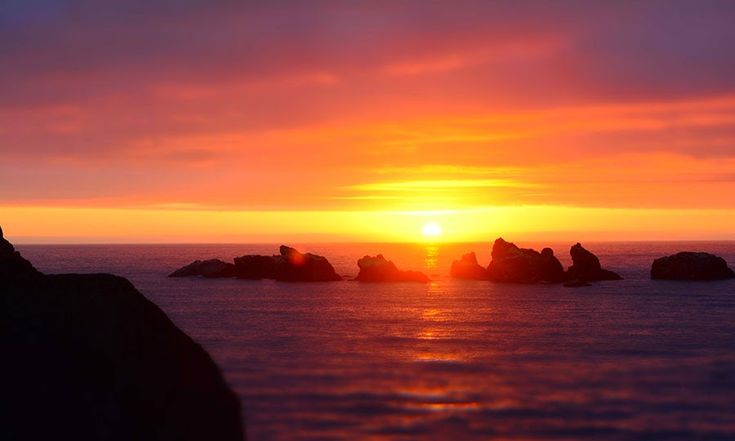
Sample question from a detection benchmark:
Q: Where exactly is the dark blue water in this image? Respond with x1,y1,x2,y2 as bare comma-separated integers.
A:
17,242,735,440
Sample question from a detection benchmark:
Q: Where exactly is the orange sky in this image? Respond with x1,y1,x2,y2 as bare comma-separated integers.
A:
2,1,735,243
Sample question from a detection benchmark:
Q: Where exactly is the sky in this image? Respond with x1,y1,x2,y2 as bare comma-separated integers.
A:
2,0,735,243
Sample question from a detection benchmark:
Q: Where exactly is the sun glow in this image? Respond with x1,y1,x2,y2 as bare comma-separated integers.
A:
422,222,442,238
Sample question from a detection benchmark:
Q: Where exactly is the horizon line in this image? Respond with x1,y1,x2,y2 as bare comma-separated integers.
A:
13,238,735,246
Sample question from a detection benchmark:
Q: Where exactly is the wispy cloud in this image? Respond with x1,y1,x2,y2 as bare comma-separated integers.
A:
348,179,538,192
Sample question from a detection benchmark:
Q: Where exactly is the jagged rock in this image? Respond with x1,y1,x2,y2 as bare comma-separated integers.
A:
169,259,236,278
273,245,343,282
565,243,622,281
450,252,488,280
355,254,429,283
170,246,340,282
651,252,735,280
0,226,244,441
234,245,342,282
486,238,565,283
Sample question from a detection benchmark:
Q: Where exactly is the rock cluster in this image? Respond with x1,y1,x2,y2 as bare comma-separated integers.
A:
451,238,622,285
168,238,735,286
170,245,342,282
0,226,244,441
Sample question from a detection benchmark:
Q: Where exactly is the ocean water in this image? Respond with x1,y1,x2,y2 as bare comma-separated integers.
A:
16,241,735,440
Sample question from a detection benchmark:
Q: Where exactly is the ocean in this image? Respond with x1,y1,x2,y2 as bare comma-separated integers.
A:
16,242,735,440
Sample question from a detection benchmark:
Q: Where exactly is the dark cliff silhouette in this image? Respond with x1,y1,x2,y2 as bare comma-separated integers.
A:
0,226,245,441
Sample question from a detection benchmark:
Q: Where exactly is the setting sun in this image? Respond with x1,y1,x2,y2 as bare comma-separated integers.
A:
422,222,442,238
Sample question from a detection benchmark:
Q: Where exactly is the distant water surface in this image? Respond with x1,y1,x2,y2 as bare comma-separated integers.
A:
17,242,735,440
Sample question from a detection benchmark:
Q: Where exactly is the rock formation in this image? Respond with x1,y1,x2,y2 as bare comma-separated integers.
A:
0,225,41,281
651,252,735,280
233,254,278,279
0,226,244,441
170,246,342,282
234,246,342,281
169,259,236,278
452,240,624,285
355,254,430,283
565,243,622,282
450,252,489,280
486,238,565,283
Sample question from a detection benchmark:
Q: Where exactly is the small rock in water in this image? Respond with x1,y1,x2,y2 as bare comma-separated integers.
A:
651,252,735,280
356,254,429,283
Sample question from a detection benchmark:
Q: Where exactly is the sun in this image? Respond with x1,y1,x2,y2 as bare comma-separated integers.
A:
421,222,442,238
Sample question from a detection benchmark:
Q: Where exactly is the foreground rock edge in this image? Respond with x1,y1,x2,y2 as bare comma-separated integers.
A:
1,226,245,441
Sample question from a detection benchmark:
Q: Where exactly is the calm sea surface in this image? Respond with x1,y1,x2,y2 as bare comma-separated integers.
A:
16,242,735,440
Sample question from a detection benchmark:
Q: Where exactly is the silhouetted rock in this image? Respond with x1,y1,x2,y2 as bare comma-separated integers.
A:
0,226,244,441
651,252,735,280
169,259,236,278
233,254,277,279
0,225,41,281
486,238,565,283
274,245,343,281
565,243,622,281
355,254,429,283
170,246,341,282
234,245,342,282
450,252,488,280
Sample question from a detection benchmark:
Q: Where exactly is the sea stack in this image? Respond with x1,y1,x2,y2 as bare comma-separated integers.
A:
0,226,245,441
565,243,622,282
486,238,565,283
355,254,430,283
450,252,489,280
651,252,735,280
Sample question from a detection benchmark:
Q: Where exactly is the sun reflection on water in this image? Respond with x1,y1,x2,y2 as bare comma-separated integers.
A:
423,244,440,275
